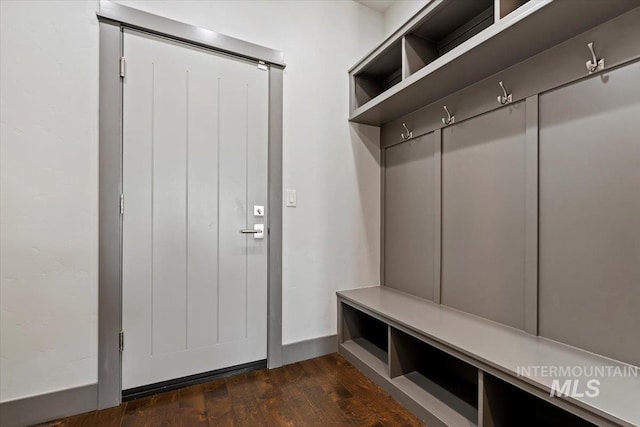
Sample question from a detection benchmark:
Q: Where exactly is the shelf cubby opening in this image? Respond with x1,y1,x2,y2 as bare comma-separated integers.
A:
389,327,479,426
497,0,531,20
483,374,596,427
402,0,494,77
341,303,389,370
353,40,402,108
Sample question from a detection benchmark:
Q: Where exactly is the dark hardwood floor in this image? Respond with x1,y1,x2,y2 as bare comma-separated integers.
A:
35,353,423,426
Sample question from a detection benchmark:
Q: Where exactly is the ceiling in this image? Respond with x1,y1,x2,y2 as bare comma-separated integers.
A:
353,0,396,13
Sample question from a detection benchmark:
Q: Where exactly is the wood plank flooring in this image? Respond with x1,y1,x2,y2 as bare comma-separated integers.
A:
35,353,424,426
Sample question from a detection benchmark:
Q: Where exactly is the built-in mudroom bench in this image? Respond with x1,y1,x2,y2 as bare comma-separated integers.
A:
338,287,640,427
340,0,640,425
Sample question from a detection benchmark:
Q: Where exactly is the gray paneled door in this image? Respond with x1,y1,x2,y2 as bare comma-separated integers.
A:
122,30,268,389
538,60,640,366
441,102,527,330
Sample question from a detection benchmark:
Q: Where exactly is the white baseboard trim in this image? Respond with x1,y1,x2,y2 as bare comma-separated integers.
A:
0,383,97,427
282,334,337,365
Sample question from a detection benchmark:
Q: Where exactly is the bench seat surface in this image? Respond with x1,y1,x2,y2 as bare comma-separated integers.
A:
337,286,640,426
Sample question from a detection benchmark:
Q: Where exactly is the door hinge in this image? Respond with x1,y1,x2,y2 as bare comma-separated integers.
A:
119,331,124,352
119,194,124,215
257,61,267,71
119,57,126,78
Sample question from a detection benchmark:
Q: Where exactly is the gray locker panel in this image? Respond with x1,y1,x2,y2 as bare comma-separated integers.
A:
539,60,640,367
441,102,527,330
384,133,436,300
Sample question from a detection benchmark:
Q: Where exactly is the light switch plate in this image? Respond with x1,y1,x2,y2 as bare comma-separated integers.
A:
254,205,265,217
286,189,297,207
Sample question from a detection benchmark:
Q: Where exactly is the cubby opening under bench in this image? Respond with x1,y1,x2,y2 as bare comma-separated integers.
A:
337,287,640,427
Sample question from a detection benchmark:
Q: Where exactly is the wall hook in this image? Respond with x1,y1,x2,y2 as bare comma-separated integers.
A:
497,81,512,105
586,42,604,74
401,123,413,140
442,106,455,126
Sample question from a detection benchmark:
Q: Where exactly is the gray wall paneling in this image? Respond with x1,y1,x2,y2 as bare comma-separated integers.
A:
441,101,527,330
538,60,640,367
384,133,436,300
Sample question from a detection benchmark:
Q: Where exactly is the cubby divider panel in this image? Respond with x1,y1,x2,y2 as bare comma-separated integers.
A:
389,327,478,426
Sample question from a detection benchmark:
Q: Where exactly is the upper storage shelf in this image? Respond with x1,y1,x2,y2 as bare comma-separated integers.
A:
348,0,640,126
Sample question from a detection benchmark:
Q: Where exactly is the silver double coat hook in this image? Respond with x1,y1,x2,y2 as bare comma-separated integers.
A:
442,106,455,126
497,81,512,105
401,123,413,140
586,42,604,74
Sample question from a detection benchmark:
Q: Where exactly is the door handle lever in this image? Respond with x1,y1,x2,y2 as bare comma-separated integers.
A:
241,224,264,238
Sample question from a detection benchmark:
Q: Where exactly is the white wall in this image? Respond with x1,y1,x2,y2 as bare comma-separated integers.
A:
384,0,428,35
0,0,383,402
0,0,100,403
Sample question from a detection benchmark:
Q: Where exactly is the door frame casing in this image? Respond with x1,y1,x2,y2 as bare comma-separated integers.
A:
97,1,284,409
